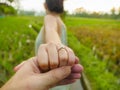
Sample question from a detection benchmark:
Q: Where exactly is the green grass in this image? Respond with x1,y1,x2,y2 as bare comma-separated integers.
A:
0,16,42,86
0,16,119,90
66,17,120,77
68,32,120,90
65,17,120,27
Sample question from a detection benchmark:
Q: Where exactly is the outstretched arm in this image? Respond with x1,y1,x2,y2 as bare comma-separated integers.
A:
44,15,61,43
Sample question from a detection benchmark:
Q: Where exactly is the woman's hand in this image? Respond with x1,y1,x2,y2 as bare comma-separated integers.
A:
37,42,77,72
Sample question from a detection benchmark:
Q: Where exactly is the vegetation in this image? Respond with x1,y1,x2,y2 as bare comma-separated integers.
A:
65,17,120,77
68,32,120,90
0,16,41,86
0,3,16,16
0,16,120,90
72,7,120,19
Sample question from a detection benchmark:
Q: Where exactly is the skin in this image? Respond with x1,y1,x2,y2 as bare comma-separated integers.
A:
37,42,76,72
15,43,77,72
1,46,83,90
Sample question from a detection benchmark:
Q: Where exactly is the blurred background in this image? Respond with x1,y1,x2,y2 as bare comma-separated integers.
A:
0,0,120,90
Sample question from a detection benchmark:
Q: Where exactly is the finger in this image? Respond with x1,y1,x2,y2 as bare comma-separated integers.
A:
58,49,68,66
75,56,79,64
58,79,76,85
47,42,59,69
37,44,49,72
14,61,26,72
57,44,68,67
71,64,84,73
65,47,75,66
66,73,81,79
42,66,71,88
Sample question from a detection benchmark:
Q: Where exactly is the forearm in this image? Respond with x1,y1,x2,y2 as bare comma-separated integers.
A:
1,81,15,90
44,15,62,44
0,77,25,90
45,30,61,43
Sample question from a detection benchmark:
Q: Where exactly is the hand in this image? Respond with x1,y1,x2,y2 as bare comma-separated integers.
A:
37,42,77,72
1,57,83,90
14,42,83,86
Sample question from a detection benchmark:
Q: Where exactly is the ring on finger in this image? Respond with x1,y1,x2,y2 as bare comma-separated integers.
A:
58,46,67,52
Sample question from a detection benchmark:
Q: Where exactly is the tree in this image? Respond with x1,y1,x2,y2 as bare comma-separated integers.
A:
0,0,14,3
0,0,19,6
8,0,14,3
0,0,18,16
0,3,16,15
118,7,120,15
111,7,116,15
74,7,86,14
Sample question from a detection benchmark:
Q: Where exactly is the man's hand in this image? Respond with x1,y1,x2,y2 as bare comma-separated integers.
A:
1,57,83,90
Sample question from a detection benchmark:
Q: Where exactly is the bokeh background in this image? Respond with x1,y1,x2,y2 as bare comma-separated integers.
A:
0,0,120,90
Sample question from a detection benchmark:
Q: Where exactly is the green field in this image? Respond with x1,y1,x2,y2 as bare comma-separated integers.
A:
65,17,120,77
0,16,120,90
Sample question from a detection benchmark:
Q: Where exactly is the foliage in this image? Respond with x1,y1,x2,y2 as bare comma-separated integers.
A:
0,16,42,85
0,0,14,3
0,3,16,16
73,7,120,19
67,32,120,90
60,11,68,21
18,10,36,16
65,17,120,76
8,0,14,3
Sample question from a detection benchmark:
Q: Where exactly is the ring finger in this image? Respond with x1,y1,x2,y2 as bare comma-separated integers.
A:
57,44,68,67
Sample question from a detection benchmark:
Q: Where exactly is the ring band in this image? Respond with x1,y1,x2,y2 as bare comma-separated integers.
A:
58,46,66,52
58,46,69,65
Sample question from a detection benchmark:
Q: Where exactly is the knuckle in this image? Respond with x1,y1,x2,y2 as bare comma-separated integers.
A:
48,42,55,46
69,49,74,54
46,42,56,49
50,62,58,69
67,47,74,54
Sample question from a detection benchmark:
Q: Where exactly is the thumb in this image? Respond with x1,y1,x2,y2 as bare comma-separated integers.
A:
42,66,71,88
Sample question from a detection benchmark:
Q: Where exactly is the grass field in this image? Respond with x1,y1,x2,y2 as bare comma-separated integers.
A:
0,16,120,89
0,16,40,86
65,17,120,76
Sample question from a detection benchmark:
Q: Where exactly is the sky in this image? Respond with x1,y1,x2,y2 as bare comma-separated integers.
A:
19,0,120,13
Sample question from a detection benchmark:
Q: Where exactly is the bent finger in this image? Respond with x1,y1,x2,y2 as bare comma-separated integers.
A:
38,44,49,72
71,64,84,73
65,47,75,66
14,61,26,72
57,44,68,67
46,42,59,69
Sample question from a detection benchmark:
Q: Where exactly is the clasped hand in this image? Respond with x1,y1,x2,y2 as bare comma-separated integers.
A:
1,42,83,90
